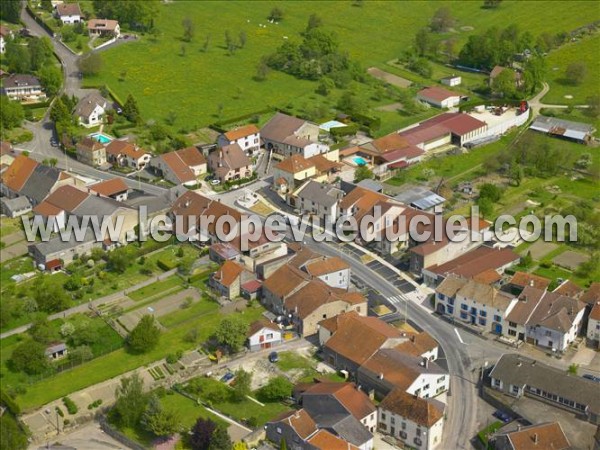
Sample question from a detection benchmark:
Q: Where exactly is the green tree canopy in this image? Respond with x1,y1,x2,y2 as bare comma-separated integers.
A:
0,96,24,130
0,414,28,450
10,340,49,375
231,369,252,402
123,94,141,123
354,165,373,183
127,315,161,353
38,65,63,97
258,376,293,402
141,395,181,437
112,374,149,427
214,316,248,353
0,0,21,23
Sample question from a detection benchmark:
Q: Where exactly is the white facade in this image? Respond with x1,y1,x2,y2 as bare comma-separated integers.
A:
587,308,600,343
58,13,81,25
79,103,106,127
441,76,461,87
230,132,260,155
248,326,283,351
302,142,330,159
525,308,585,351
378,408,444,450
406,373,449,399
0,36,5,54
417,93,461,109
360,411,378,434
316,268,350,290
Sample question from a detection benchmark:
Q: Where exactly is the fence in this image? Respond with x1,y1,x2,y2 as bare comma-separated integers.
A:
98,416,147,450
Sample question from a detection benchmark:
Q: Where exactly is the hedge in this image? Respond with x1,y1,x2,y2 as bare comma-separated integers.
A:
62,396,78,415
330,123,359,137
157,258,177,271
352,113,381,131
210,106,275,132
0,389,21,415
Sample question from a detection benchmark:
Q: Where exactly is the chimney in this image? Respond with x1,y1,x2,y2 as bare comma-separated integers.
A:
529,280,534,287
410,335,416,343
423,357,429,369
533,433,538,444
378,373,384,380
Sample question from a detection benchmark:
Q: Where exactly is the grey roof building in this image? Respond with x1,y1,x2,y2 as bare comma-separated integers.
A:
292,180,344,223
19,165,63,205
489,353,600,424
393,186,445,212
0,196,32,217
28,228,102,266
530,116,595,143
356,179,384,193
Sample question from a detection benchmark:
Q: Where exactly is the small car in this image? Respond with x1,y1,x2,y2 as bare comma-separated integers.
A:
583,374,600,383
220,372,234,383
211,179,220,185
268,351,279,363
493,410,512,423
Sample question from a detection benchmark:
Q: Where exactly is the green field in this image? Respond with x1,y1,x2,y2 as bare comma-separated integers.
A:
127,275,184,301
543,34,600,105
87,1,599,130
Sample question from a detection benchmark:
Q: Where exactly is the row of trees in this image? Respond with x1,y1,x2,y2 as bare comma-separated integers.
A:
92,0,159,30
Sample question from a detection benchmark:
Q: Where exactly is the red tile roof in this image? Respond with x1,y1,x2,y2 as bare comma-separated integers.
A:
212,260,246,287
510,272,551,290
379,389,444,427
241,279,262,293
1,155,38,192
224,124,259,141
426,246,519,279
303,382,376,421
89,178,128,197
39,185,88,213
247,318,280,337
418,86,460,102
275,154,315,174
304,257,349,277
307,429,359,450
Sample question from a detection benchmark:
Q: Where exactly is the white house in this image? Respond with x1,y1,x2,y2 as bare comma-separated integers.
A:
2,74,45,102
378,389,445,450
587,303,600,346
440,75,461,87
290,180,344,224
261,112,330,159
87,19,120,37
435,276,518,335
74,93,108,127
55,3,82,24
218,124,261,156
417,86,462,109
302,256,350,290
246,319,282,351
0,26,13,54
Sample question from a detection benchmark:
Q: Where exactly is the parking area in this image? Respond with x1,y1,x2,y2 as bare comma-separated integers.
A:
364,259,416,294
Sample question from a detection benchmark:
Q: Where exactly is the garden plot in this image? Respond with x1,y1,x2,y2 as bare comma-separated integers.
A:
119,288,201,332
552,251,589,271
527,241,559,260
367,67,412,88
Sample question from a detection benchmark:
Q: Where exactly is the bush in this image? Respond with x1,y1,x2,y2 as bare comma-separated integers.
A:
157,259,176,271
62,396,78,415
55,406,64,417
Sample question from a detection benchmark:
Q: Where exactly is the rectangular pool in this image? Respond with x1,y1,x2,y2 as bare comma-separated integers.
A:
89,133,113,144
353,156,367,166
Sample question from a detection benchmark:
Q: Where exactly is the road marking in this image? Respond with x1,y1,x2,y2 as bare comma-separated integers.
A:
454,328,465,345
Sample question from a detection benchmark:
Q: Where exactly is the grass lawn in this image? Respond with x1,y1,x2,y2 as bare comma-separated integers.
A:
478,421,503,449
543,34,600,105
14,304,265,411
127,275,185,301
276,351,316,372
87,1,598,130
158,295,219,329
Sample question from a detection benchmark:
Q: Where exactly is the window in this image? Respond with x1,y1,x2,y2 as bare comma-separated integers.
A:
401,422,406,430
424,384,430,390
447,306,454,314
448,297,454,305
390,417,395,425
266,333,273,339
509,321,517,328
461,304,468,311
381,413,386,421
370,413,375,420
508,329,517,336
511,385,520,394
493,378,501,387
414,437,422,446
438,294,445,301
460,312,468,320
416,428,421,436
437,376,445,383
379,423,387,431
480,310,487,317
494,315,501,322
400,431,407,440
545,330,552,337
479,318,487,326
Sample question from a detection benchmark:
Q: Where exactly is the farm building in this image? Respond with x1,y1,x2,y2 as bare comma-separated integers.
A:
417,86,464,108
530,116,595,144
441,75,461,86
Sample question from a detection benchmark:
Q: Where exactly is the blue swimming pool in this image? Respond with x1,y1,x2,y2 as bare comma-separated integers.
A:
89,133,113,144
353,156,367,166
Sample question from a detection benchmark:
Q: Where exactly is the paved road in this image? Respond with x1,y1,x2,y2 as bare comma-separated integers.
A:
0,269,177,340
529,82,590,116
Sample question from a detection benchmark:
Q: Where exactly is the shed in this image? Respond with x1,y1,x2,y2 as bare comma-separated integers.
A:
45,342,68,360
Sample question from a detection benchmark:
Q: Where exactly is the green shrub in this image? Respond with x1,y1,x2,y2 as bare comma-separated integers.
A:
55,406,64,417
62,396,78,415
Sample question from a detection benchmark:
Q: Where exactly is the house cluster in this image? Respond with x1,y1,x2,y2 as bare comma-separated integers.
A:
54,2,121,38
435,270,600,352
265,312,449,450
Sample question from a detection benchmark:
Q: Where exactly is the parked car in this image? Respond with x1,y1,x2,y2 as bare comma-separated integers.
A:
493,410,512,423
583,374,600,383
211,179,220,185
268,351,279,363
220,372,234,383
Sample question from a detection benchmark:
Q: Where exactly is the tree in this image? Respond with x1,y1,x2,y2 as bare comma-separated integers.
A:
112,374,148,427
123,94,141,123
414,28,432,56
107,248,133,272
268,7,284,22
567,363,578,375
214,316,248,352
491,69,516,98
0,414,28,450
32,277,71,313
29,37,54,71
354,165,373,183
255,57,270,81
68,345,93,363
232,369,252,402
565,62,586,85
127,315,161,353
210,426,232,450
93,0,159,30
10,340,49,375
259,376,293,401
141,395,181,437
316,77,335,96
479,183,503,202
306,13,322,33
509,164,523,186
190,418,217,450
522,55,546,95
182,18,195,42
238,31,247,49
38,66,63,97
586,94,600,118
0,96,24,130
0,0,21,23
29,316,58,344
477,197,494,219
430,7,454,33
78,52,103,76
6,44,31,73
50,98,71,124
520,251,533,268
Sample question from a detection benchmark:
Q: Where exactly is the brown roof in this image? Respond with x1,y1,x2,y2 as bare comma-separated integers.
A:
106,139,135,157
437,276,515,311
170,190,242,236
87,19,119,31
77,137,105,153
581,282,600,305
224,124,259,141
308,154,342,173
208,143,250,175
510,272,551,290
339,186,388,221
427,246,519,279
379,389,444,427
275,154,315,174
32,201,63,217
324,312,403,366
56,2,82,17
304,257,349,277
161,152,195,183
501,422,570,450
263,264,310,299
418,86,460,102
89,178,128,197
276,409,317,439
395,332,438,357
247,319,279,337
319,311,359,333
553,280,583,298
472,268,502,285
261,112,307,143
303,382,376,421
39,185,88,212
590,303,600,321
490,65,506,79
307,429,359,450
213,260,246,287
177,146,206,167
0,141,12,155
1,155,38,192
0,26,12,38
369,133,411,154
284,280,338,319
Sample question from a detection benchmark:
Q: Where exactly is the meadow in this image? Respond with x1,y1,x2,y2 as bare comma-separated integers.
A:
543,33,600,105
87,1,600,130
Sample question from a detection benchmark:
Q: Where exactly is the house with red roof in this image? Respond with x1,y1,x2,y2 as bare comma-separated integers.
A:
88,178,129,201
150,146,207,186
209,259,255,299
246,319,282,351
417,86,463,108
218,124,261,155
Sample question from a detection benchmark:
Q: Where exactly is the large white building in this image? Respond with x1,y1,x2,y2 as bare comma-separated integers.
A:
218,124,261,156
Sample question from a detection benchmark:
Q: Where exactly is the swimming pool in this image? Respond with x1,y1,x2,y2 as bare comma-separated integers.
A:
89,133,113,144
353,156,367,166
